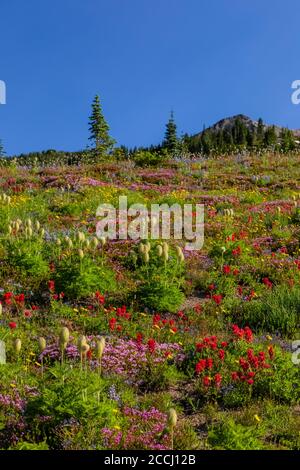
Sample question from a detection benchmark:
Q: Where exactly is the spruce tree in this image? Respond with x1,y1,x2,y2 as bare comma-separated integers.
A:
0,139,6,158
201,129,213,154
264,125,277,147
88,95,115,155
163,111,178,153
234,117,247,146
280,128,295,152
256,118,264,146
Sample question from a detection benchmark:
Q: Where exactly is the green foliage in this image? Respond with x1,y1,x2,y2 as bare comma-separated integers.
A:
0,139,6,158
184,115,296,155
10,441,49,450
5,237,50,285
137,281,184,313
132,243,185,313
234,285,300,336
173,422,201,450
25,365,120,448
88,95,115,155
54,255,117,299
133,150,168,167
138,363,184,392
208,418,264,450
163,111,178,153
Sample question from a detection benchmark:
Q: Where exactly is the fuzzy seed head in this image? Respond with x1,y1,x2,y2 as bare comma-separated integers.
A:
80,343,90,356
38,337,46,352
95,337,106,359
77,335,87,350
162,242,169,255
14,338,22,354
156,245,163,257
78,231,85,242
92,237,98,249
59,327,70,344
175,245,183,258
168,408,177,428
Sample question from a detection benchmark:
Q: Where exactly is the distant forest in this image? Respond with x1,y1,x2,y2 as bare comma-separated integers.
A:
1,99,299,167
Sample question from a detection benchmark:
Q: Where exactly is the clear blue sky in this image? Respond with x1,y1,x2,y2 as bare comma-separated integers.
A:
1,0,300,155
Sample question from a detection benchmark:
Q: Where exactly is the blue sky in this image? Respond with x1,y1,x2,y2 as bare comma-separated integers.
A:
1,0,300,155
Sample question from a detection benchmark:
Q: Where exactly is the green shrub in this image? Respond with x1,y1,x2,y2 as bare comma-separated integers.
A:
25,364,121,449
208,418,264,450
54,255,117,299
133,150,168,168
132,243,185,313
233,285,300,337
5,238,50,286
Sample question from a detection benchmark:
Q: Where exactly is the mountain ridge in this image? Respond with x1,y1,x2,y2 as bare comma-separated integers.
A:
192,114,300,138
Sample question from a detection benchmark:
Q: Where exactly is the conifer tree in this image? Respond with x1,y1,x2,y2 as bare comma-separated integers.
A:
264,125,277,146
163,111,178,153
256,118,264,146
88,95,115,155
280,128,295,152
0,139,6,158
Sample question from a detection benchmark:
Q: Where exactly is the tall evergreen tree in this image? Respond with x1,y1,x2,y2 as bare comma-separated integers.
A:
163,111,178,153
280,128,295,152
201,129,213,154
233,117,247,146
264,125,277,147
0,139,6,158
88,95,115,154
256,118,264,146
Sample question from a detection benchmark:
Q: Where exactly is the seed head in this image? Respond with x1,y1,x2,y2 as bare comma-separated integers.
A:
38,337,46,352
59,327,70,344
95,337,106,359
167,408,177,428
14,338,22,355
156,245,163,257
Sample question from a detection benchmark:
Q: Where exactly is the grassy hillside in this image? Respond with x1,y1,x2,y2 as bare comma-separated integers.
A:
0,152,299,450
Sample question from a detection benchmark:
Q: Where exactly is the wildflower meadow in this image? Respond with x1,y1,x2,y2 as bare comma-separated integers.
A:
0,152,299,451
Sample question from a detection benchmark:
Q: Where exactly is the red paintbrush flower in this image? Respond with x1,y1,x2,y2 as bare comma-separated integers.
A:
48,280,55,292
214,373,222,388
147,338,156,354
212,294,222,305
223,265,231,275
203,376,211,387
195,359,206,374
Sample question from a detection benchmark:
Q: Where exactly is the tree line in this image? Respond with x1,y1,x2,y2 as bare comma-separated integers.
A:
1,95,298,165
